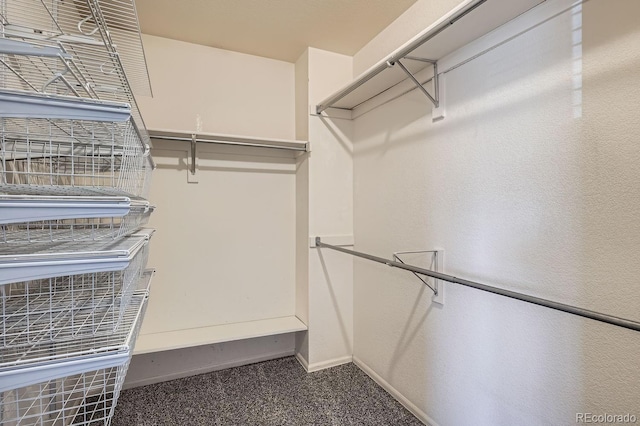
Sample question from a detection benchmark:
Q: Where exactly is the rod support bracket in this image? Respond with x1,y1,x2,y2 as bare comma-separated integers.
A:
396,59,439,108
393,251,440,296
190,134,197,175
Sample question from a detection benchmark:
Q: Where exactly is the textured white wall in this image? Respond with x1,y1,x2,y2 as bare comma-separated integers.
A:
352,0,640,424
137,34,295,139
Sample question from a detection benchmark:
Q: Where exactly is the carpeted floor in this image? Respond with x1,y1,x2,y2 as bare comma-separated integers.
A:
112,356,423,425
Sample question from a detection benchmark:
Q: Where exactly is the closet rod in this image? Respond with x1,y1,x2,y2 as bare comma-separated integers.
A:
314,237,640,333
148,130,308,152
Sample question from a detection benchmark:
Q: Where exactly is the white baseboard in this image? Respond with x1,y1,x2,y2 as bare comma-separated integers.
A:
124,348,294,389
295,352,309,371
353,356,437,426
296,354,353,373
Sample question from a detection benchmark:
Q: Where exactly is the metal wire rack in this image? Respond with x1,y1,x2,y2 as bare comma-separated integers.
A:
0,201,152,243
0,116,152,198
0,279,149,426
1,361,129,426
0,0,153,148
0,239,150,350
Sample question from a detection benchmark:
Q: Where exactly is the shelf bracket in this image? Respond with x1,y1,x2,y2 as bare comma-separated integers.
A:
190,134,197,175
395,59,439,108
393,252,437,294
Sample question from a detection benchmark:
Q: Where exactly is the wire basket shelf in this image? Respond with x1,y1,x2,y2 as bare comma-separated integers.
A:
0,361,129,426
0,0,153,146
0,117,152,199
0,242,150,350
0,285,149,425
0,202,152,243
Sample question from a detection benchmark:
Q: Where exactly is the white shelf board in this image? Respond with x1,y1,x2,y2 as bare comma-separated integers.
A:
134,315,307,355
316,0,545,112
148,128,308,152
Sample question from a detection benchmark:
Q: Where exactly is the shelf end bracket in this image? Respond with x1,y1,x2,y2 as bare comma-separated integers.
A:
396,59,439,108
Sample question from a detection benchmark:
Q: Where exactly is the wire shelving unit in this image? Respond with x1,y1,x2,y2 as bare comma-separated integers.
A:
0,0,155,424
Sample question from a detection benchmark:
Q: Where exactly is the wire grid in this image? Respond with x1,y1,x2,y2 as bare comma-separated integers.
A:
0,362,128,426
0,0,152,146
0,289,147,368
0,292,147,426
0,117,150,198
0,203,151,243
0,241,149,350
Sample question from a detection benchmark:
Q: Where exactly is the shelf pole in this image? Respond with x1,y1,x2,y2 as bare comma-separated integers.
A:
314,237,640,333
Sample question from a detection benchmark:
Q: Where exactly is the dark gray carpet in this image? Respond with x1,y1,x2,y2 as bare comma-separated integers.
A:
112,357,423,425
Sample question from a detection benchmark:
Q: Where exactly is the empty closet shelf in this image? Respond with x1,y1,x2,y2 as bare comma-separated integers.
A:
0,201,153,242
0,89,131,122
0,284,149,394
0,229,153,286
1,250,152,351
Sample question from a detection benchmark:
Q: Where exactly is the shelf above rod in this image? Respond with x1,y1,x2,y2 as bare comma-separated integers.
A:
315,0,545,114
314,237,640,333
148,129,308,152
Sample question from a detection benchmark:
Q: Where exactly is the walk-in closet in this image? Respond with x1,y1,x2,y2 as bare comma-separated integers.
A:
1,0,639,425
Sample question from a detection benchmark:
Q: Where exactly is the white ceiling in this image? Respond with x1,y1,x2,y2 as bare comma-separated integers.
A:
134,0,418,63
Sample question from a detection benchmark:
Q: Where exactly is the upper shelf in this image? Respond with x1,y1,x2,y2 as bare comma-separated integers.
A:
149,128,309,152
316,0,545,114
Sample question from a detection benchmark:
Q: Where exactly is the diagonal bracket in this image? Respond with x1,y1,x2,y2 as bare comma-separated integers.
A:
395,58,439,108
393,249,444,305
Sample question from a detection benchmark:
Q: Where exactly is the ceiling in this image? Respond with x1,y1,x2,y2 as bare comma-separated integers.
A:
134,0,418,63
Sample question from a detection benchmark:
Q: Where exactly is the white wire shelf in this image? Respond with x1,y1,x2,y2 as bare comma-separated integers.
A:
1,251,151,352
0,229,153,286
0,271,150,389
0,275,150,425
0,201,153,243
0,0,152,150
0,194,132,225
0,116,153,199
1,361,129,426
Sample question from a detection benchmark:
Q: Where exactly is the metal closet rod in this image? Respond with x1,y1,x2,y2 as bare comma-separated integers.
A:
314,237,640,333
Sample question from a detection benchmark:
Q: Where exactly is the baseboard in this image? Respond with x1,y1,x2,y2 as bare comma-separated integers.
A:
124,348,294,389
295,352,309,371
296,354,353,373
352,356,437,426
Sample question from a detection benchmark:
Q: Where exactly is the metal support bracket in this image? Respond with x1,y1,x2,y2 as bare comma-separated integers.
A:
190,134,197,175
395,58,439,108
393,250,444,305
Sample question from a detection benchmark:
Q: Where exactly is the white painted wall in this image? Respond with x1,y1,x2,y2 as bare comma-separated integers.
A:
294,48,355,370
141,139,296,336
127,36,299,382
137,34,295,139
352,0,640,424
